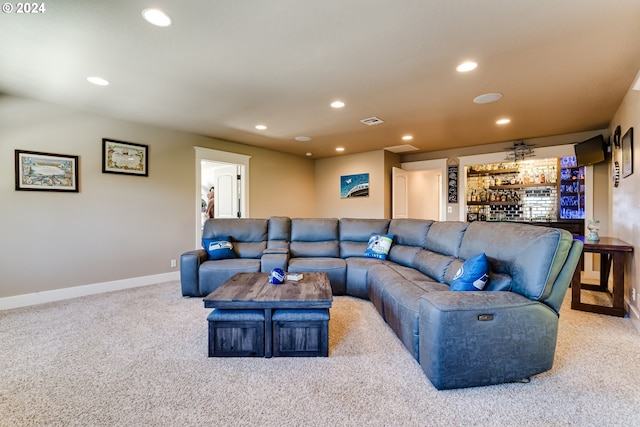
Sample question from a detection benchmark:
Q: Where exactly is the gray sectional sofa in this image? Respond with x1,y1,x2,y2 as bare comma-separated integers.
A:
180,217,583,389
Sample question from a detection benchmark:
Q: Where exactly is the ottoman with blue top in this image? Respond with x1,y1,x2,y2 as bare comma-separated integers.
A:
207,309,265,357
272,309,330,357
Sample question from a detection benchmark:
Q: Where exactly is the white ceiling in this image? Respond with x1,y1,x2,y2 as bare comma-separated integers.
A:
2,0,639,158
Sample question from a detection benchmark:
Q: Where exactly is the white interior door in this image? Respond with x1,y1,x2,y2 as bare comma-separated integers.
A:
392,167,410,218
214,165,239,218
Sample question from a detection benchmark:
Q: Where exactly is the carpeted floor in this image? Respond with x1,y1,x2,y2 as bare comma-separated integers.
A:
1,281,639,427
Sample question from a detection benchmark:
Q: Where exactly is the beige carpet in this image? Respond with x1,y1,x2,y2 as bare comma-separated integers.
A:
1,281,639,427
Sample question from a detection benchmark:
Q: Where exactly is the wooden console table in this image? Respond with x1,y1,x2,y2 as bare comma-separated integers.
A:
571,236,633,317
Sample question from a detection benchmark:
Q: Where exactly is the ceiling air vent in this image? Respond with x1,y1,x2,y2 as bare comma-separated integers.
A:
360,116,384,126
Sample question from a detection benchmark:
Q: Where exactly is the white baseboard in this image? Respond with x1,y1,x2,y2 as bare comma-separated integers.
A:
0,272,180,311
627,299,640,335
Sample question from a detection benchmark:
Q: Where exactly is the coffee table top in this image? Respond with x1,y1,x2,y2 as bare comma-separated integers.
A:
203,272,333,309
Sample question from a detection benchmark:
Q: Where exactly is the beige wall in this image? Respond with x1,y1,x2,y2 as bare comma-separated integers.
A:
609,71,640,327
0,95,315,299
315,150,388,219
3,83,637,311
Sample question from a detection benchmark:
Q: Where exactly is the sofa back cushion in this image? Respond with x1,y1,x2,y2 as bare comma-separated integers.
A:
425,221,469,257
413,250,456,283
459,221,573,301
290,218,340,258
202,218,268,259
339,218,390,258
387,219,433,267
267,216,291,249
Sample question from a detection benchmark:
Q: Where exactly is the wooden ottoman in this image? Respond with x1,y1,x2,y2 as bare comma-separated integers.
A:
272,309,330,357
207,309,265,357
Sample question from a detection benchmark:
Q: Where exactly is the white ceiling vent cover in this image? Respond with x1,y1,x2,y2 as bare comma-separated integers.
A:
360,117,385,126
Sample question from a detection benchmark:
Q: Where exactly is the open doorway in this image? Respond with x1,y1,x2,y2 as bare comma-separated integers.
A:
201,161,242,221
392,168,443,221
194,147,251,248
392,167,443,220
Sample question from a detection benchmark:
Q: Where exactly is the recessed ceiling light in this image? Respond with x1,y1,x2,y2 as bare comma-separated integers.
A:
336,147,345,152
255,124,267,130
402,135,413,141
496,118,511,125
142,9,172,27
295,136,311,142
306,152,313,156
330,100,345,109
456,61,478,72
87,76,109,86
473,92,503,104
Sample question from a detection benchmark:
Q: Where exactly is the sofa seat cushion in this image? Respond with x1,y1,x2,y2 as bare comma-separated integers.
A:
384,263,432,283
287,257,347,295
199,259,261,295
345,257,386,299
367,263,446,360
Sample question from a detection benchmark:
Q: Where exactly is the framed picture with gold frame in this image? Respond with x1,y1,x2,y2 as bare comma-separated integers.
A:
102,138,148,176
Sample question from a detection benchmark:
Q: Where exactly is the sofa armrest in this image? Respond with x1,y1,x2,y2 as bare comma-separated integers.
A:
418,291,560,389
180,249,208,297
261,248,290,272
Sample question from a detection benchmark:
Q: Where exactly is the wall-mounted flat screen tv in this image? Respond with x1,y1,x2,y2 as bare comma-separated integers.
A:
574,134,606,166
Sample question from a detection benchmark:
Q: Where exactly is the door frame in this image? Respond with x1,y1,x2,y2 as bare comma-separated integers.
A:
194,147,251,248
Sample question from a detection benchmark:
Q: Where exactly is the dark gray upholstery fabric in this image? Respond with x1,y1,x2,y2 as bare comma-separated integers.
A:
425,221,469,257
345,257,385,298
388,218,433,247
290,218,339,241
180,216,583,389
413,250,456,283
208,308,265,321
272,309,330,321
199,258,262,295
290,218,340,257
267,216,291,249
388,245,421,267
339,218,392,258
419,291,559,390
203,218,268,243
460,221,572,302
287,257,347,295
339,218,390,241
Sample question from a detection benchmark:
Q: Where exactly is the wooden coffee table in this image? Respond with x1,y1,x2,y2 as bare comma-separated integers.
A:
203,272,333,357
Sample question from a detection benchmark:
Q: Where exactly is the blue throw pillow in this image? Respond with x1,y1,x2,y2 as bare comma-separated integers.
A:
202,237,236,260
450,253,490,291
364,233,394,260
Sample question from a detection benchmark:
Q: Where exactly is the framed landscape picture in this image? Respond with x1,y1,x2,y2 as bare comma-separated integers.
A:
621,127,633,178
340,173,369,198
102,138,148,176
15,150,79,192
